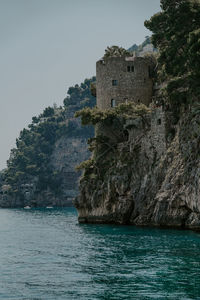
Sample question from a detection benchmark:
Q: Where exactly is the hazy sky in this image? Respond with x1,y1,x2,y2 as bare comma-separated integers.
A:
0,0,160,169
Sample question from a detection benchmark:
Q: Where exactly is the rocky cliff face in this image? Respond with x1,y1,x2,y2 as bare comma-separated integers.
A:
51,135,90,201
0,135,90,208
75,104,200,230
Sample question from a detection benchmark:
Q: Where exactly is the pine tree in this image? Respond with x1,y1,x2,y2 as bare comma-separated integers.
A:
145,0,200,100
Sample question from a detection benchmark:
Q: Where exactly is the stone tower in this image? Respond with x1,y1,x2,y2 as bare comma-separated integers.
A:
96,56,153,109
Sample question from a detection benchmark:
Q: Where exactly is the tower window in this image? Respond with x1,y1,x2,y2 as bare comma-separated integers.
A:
157,119,161,125
111,99,116,107
127,66,134,72
112,80,118,86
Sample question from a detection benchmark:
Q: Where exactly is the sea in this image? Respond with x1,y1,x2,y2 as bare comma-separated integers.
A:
0,207,200,300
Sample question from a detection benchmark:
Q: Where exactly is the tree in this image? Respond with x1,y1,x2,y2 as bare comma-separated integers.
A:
42,107,54,117
145,0,200,95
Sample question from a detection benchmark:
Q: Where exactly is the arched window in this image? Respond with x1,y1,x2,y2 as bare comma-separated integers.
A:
111,99,116,107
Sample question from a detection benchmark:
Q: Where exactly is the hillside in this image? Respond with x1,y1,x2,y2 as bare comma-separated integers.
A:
128,36,157,56
0,77,96,207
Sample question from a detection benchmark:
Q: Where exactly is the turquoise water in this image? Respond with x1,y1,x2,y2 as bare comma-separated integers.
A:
0,208,200,299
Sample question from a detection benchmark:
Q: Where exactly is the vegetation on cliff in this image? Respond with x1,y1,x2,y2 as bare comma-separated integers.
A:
145,0,200,108
75,103,150,126
3,77,96,198
75,103,151,179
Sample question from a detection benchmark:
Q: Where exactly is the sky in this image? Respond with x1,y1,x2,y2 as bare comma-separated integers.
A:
0,0,160,169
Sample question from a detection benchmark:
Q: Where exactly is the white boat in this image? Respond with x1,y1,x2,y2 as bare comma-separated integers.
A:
24,206,31,209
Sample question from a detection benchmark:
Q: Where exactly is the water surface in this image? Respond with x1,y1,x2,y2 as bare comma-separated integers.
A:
0,208,200,299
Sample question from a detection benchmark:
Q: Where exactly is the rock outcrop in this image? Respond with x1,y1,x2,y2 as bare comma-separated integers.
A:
75,104,200,229
0,135,90,208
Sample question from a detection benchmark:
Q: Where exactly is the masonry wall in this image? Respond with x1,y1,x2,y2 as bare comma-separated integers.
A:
150,107,167,157
96,56,153,110
125,107,167,159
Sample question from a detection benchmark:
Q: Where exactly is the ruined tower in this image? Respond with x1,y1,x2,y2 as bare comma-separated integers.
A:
96,56,153,109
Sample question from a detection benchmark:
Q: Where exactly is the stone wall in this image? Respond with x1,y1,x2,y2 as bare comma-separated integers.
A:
96,56,153,109
150,107,167,158
125,106,167,159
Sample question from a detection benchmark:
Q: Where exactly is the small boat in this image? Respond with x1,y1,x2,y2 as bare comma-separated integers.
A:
46,206,53,209
24,206,31,209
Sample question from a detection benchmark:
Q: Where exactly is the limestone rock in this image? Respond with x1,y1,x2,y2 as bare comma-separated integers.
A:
0,135,90,208
76,107,200,230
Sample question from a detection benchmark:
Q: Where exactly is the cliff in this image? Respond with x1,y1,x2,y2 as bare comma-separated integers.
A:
75,0,200,229
0,78,95,208
75,102,200,230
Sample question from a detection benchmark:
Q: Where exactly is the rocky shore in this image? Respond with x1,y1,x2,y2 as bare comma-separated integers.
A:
75,104,200,230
